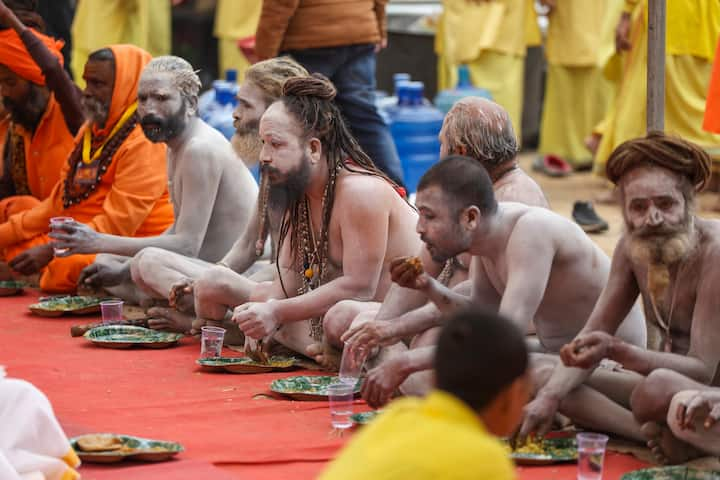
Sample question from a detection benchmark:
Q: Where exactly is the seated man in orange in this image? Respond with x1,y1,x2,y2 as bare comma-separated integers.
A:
0,1,82,219
0,44,174,292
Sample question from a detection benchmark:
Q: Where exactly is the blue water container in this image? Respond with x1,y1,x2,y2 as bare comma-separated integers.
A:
434,65,493,114
377,73,412,124
207,83,237,140
199,69,239,122
389,81,444,194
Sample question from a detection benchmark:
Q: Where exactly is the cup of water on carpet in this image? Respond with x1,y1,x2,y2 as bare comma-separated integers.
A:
100,300,123,325
49,217,73,256
339,342,367,385
328,382,354,430
200,326,225,358
576,432,609,480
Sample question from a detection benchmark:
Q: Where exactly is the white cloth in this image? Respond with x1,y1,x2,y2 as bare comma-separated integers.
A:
0,377,80,480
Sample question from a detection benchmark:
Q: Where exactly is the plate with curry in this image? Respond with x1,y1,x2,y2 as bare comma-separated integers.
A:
196,356,298,374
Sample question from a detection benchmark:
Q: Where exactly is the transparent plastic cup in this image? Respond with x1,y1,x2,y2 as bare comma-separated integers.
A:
100,300,123,325
576,433,609,480
339,341,367,386
49,216,73,256
200,326,226,359
328,382,354,430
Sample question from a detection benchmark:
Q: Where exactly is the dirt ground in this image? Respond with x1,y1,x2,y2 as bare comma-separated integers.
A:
518,152,720,256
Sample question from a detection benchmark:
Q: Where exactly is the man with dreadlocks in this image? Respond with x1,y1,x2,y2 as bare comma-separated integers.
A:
0,45,173,292
519,132,720,465
49,56,257,307
201,73,420,360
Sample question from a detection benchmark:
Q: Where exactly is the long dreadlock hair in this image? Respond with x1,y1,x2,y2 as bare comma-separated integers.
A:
275,73,402,296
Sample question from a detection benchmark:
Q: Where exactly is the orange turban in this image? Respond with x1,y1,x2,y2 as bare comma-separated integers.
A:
0,28,64,86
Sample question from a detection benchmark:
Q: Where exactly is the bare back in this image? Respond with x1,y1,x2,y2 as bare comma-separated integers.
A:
168,119,258,262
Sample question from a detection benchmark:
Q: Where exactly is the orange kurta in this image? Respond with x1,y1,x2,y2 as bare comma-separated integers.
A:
0,45,174,293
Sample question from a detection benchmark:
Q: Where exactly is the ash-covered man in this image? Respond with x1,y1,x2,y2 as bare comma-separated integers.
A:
521,132,720,465
196,74,420,359
359,155,646,408
51,56,257,302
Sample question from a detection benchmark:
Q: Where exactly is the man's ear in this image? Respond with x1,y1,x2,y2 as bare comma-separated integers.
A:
308,137,322,164
464,205,481,230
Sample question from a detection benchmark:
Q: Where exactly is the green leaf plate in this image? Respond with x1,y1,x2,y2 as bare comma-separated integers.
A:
29,295,108,317
84,325,184,349
351,410,381,425
508,435,577,465
621,467,720,480
70,434,183,463
0,280,25,296
270,375,361,401
196,356,298,374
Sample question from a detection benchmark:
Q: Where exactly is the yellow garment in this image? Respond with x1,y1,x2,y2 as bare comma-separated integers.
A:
71,0,171,82
539,1,619,166
539,65,613,166
214,0,263,79
524,0,541,47
319,390,516,480
436,0,526,138
594,1,720,175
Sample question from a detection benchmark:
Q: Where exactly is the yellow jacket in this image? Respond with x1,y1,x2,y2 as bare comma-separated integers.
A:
319,390,516,480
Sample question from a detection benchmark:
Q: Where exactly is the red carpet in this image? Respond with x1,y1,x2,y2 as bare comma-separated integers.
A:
1,291,649,479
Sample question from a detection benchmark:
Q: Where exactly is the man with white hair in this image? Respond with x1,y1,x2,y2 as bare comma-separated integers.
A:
50,55,258,307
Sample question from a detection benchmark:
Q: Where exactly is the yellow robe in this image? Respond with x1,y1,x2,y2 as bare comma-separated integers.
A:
436,0,527,139
594,0,720,176
71,0,171,82
214,0,263,80
538,0,623,167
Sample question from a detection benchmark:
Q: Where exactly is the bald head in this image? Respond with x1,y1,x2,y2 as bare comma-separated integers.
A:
440,97,518,170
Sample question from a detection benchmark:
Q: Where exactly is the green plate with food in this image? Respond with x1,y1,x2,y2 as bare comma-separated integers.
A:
196,356,298,374
351,410,381,425
621,467,720,480
508,435,577,465
29,295,107,317
0,280,26,296
270,375,361,401
84,325,184,349
70,433,183,463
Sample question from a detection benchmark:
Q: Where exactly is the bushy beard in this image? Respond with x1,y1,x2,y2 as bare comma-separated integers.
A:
265,153,312,206
627,212,693,302
231,119,262,166
140,102,187,143
4,83,47,131
81,95,110,127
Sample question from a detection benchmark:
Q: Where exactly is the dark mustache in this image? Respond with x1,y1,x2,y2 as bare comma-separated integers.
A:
634,224,686,238
140,115,164,127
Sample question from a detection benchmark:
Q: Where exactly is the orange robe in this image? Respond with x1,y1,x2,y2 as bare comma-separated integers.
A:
704,38,720,134
0,45,174,293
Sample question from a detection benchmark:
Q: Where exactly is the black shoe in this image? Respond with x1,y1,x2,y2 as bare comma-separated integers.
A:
572,201,609,233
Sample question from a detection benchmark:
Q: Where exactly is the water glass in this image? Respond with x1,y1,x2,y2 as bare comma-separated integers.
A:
576,432,609,480
49,216,73,256
328,382,354,430
100,300,123,325
200,326,226,359
339,341,367,385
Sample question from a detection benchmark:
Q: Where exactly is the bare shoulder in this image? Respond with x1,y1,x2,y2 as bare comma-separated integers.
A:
181,122,235,163
335,171,399,208
697,218,720,270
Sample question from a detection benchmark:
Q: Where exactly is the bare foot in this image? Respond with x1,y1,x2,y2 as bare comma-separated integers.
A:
146,306,194,333
641,421,702,465
306,342,341,371
584,133,602,156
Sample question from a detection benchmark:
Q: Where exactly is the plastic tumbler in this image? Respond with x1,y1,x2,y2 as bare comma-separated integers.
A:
49,217,73,256
339,341,367,386
576,432,609,480
200,326,226,358
328,382,354,429
100,300,123,325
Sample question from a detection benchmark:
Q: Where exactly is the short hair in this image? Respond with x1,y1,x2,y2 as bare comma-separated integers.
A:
141,55,201,108
436,308,528,412
417,155,498,216
606,131,712,197
443,98,518,169
244,56,309,106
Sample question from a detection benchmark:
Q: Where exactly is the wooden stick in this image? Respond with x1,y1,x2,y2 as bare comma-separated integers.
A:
647,0,666,132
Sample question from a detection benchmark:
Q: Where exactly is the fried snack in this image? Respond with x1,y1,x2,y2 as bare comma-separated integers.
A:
405,256,424,275
77,434,124,452
513,437,545,455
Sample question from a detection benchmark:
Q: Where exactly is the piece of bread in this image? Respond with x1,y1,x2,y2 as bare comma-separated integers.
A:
77,434,123,452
